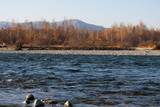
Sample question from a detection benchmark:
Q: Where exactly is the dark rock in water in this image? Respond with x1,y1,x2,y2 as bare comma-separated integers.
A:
34,99,45,107
64,101,72,107
41,99,57,105
48,100,57,105
26,94,35,101
23,100,30,104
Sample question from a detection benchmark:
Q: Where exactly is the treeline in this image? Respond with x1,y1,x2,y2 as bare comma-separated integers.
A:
0,20,160,49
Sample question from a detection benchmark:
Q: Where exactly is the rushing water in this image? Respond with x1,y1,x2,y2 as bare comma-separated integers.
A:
0,53,160,107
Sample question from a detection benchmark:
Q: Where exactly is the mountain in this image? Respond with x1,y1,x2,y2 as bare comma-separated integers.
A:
0,21,12,29
56,19,105,30
0,19,107,31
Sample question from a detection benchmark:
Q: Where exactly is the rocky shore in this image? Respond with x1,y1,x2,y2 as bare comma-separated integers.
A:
0,48,160,56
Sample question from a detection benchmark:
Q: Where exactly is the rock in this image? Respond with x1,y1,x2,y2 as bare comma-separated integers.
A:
34,99,45,107
26,94,35,101
48,100,57,105
23,100,30,104
41,99,57,105
64,101,72,107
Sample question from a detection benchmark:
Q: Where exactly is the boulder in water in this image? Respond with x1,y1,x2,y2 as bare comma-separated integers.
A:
26,94,35,101
64,101,72,107
34,99,45,107
23,100,30,105
41,99,57,105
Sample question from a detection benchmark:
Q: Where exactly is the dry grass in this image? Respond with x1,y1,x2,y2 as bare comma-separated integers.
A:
134,46,154,50
5,45,15,48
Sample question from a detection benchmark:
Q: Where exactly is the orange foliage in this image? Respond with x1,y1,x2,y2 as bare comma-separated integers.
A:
89,32,94,40
0,20,160,48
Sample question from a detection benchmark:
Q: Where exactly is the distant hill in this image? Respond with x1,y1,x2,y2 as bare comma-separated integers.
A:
56,19,106,30
0,21,12,29
0,19,108,31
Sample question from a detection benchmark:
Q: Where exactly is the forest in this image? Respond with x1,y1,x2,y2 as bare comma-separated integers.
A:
0,20,160,50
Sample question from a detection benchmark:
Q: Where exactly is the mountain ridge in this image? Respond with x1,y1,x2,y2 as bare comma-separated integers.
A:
0,19,108,31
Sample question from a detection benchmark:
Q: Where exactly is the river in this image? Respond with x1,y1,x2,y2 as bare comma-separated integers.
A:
0,54,160,107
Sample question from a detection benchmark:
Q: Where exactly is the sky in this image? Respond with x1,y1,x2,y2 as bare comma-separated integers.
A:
0,0,160,28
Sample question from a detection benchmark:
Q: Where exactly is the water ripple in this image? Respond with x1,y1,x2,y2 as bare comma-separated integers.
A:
0,54,160,106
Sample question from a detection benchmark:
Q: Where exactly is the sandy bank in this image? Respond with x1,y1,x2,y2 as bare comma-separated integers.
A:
0,48,160,56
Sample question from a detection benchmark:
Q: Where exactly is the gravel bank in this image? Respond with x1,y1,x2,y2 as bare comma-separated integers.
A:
0,49,160,56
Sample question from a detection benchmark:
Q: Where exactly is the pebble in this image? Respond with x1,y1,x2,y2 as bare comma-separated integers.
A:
64,101,72,107
26,94,35,101
34,99,45,107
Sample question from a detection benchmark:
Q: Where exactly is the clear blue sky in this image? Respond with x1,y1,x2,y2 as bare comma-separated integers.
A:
0,0,160,28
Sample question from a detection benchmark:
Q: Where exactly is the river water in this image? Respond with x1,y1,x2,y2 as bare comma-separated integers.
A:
0,53,160,107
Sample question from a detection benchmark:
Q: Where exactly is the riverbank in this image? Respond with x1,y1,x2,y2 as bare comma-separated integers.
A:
0,48,160,56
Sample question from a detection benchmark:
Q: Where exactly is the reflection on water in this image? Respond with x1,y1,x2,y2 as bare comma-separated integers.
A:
0,54,160,107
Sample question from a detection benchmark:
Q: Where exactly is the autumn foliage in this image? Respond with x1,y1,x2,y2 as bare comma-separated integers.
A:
0,20,160,49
